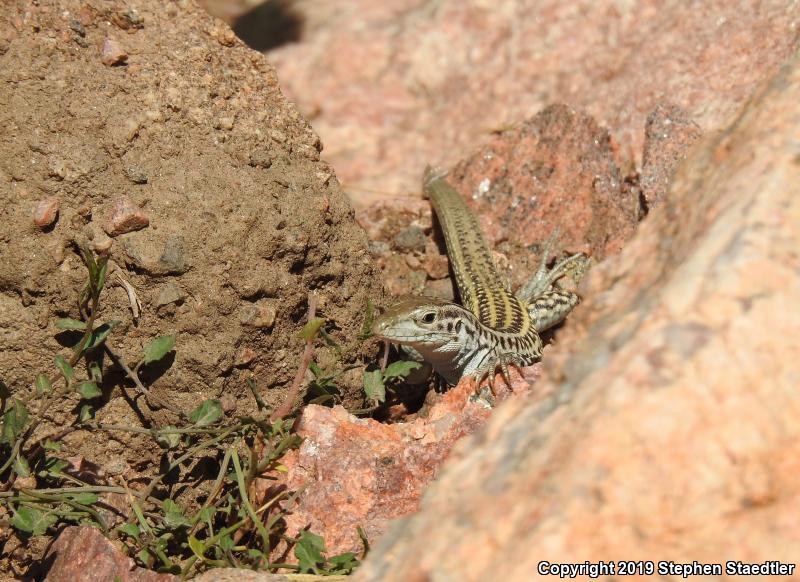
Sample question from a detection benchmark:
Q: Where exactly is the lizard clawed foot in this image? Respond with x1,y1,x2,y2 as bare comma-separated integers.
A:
473,352,526,395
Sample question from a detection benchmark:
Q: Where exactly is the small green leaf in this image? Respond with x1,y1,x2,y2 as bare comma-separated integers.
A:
188,535,206,559
78,403,94,423
137,548,152,566
142,334,176,364
358,300,374,340
2,399,29,443
88,361,103,383
77,381,101,399
11,506,56,536
188,399,222,427
308,361,323,377
13,454,31,478
96,259,108,292
328,551,360,574
54,355,74,383
43,440,62,452
80,244,98,281
196,506,215,523
218,533,235,551
246,549,265,561
69,492,99,505
34,374,52,395
162,499,190,529
155,426,180,449
118,523,140,538
55,318,87,330
295,530,326,574
383,360,422,381
41,457,69,476
299,317,325,341
84,321,120,350
362,370,385,404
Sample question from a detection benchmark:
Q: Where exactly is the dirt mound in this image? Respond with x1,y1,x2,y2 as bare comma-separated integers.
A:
0,0,380,572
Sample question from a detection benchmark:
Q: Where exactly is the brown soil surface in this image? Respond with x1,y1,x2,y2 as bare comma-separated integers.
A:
0,0,381,574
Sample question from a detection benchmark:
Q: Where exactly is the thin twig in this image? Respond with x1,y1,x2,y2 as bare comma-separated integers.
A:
104,342,187,419
269,294,318,422
380,340,390,372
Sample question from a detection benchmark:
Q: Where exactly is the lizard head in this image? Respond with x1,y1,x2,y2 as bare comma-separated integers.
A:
372,296,460,345
372,296,483,384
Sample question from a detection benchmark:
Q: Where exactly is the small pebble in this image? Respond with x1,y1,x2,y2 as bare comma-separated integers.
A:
155,282,185,307
240,302,277,329
104,197,149,236
69,19,86,37
393,225,427,252
101,38,128,66
33,196,60,229
92,232,113,254
234,348,257,367
248,150,272,169
405,254,422,270
220,393,237,413
215,116,235,130
424,253,450,280
126,166,148,184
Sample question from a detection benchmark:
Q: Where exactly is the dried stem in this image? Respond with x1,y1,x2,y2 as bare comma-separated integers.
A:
269,293,318,422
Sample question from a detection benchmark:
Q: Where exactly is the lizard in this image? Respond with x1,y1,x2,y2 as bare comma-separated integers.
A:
371,167,589,389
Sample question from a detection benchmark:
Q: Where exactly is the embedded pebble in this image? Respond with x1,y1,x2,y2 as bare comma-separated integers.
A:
240,302,277,329
424,253,450,280
33,196,59,228
69,19,86,37
393,225,427,252
405,254,422,270
248,150,272,169
92,232,113,254
159,235,186,273
102,458,128,476
155,282,185,307
104,197,149,236
101,38,128,66
220,393,237,413
126,166,148,184
234,347,257,367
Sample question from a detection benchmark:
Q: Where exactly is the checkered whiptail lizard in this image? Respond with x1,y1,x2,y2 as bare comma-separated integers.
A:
371,167,589,388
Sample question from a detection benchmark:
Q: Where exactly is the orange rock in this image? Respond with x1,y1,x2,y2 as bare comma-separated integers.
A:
45,526,175,581
355,51,800,582
103,197,149,236
101,38,128,66
261,366,541,559
32,196,59,229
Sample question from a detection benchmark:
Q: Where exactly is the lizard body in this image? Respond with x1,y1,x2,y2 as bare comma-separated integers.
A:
372,168,588,387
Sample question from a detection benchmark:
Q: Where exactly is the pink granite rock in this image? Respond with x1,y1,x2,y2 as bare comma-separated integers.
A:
260,366,541,558
101,37,128,66
103,197,149,236
45,526,176,582
640,103,703,208
258,0,800,207
33,196,59,228
354,49,800,582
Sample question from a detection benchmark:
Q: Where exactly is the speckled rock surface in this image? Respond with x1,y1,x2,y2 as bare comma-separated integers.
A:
45,526,177,582
263,367,540,558
249,0,800,206
354,51,800,582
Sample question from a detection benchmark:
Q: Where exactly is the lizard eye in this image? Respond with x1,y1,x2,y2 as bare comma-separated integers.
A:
420,311,436,324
